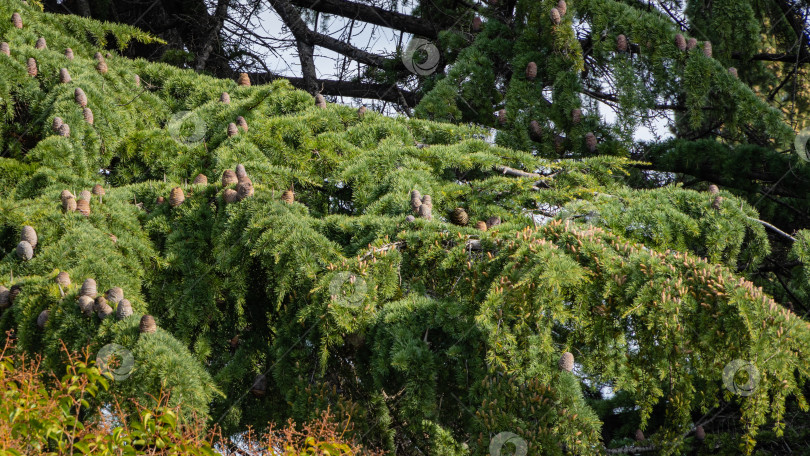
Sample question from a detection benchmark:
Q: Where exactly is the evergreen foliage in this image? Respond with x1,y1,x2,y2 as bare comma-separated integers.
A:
1,3,809,454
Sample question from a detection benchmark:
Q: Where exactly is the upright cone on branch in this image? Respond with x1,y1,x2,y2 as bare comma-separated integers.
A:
585,132,597,152
236,116,248,132
169,187,185,207
92,184,105,198
525,62,537,80
238,72,251,86
37,310,49,328
35,37,46,50
64,48,74,59
27,58,37,76
487,216,501,228
559,352,574,372
235,164,247,180
227,123,238,137
557,0,567,15
675,34,687,51
94,52,104,62
223,188,238,203
56,272,71,288
81,278,97,298
106,287,123,304
572,108,582,124
192,173,208,185
315,94,326,108
11,13,22,29
635,429,645,442
708,184,719,195
472,16,483,33
59,68,71,83
475,221,488,231
16,241,33,261
62,196,76,212
79,190,92,201
728,67,738,78
696,426,706,441
0,42,9,56
140,315,157,333
53,117,64,132
418,204,432,220
529,120,543,140
96,60,108,74
95,297,113,319
76,198,90,215
20,226,37,249
60,189,74,201
77,296,94,316
687,37,697,50
236,179,254,200
550,7,561,25
358,105,367,119
410,190,422,211
617,34,628,52
452,207,469,226
58,123,70,138
220,92,231,104
421,194,432,208
222,170,238,186
116,299,133,320
712,195,723,211
281,189,295,204
75,87,87,107
83,107,94,124
703,41,712,58
134,74,140,86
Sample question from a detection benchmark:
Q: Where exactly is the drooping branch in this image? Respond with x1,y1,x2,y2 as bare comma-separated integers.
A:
269,0,394,79
288,0,442,39
247,72,419,105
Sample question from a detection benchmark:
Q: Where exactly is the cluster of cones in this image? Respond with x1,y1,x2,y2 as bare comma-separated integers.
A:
60,185,104,216
15,225,37,261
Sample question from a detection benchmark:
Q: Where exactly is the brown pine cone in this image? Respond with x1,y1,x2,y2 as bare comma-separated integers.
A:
558,351,574,372
281,189,295,204
525,62,537,81
169,187,185,207
81,278,97,298
59,68,71,83
221,170,238,186
75,198,90,215
139,315,157,333
27,58,37,77
193,173,208,185
237,72,251,86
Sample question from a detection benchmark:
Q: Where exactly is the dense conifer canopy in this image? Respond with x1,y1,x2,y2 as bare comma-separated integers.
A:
1,2,810,455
